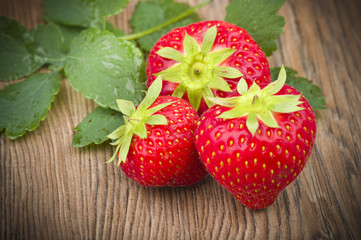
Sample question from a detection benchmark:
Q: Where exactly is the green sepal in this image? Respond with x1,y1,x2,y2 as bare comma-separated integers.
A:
172,84,187,98
270,99,304,113
207,48,236,66
270,66,327,109
187,89,203,111
263,66,286,94
237,78,248,94
118,134,133,164
246,112,259,136
202,86,215,107
155,64,184,83
107,76,173,165
218,105,248,119
145,102,174,116
213,66,242,79
154,24,241,111
184,33,200,56
145,114,168,125
201,26,217,55
214,66,304,136
207,96,238,108
137,75,163,113
107,125,126,140
107,144,121,163
116,99,135,116
156,47,185,62
258,111,279,128
133,122,147,139
207,75,232,92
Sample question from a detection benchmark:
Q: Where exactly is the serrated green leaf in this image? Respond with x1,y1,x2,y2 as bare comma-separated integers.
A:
64,28,146,110
43,0,97,28
225,0,286,56
0,16,45,81
130,0,200,52
73,106,124,147
32,23,67,66
43,0,130,28
96,0,130,17
270,67,327,109
105,21,126,38
0,72,61,139
43,15,86,51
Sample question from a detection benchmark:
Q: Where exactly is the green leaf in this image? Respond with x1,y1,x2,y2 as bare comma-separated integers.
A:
0,72,61,139
32,23,67,66
105,21,126,38
40,18,124,52
43,0,97,28
130,0,200,52
43,0,130,28
43,15,86,51
73,106,124,147
0,16,44,81
270,67,327,109
225,0,286,56
64,28,146,110
96,0,130,17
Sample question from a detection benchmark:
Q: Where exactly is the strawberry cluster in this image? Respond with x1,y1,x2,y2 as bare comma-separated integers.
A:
108,21,316,209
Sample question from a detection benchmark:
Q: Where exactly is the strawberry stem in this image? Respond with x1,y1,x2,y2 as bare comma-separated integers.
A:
118,0,211,41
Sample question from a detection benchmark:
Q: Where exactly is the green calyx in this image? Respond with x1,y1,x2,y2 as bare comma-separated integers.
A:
155,25,242,111
107,76,174,165
209,66,304,136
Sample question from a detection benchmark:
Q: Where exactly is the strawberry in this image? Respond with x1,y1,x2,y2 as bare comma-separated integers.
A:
146,20,271,114
195,67,317,209
107,76,206,187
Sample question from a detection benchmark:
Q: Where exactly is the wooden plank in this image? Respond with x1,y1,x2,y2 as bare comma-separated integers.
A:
1,0,360,239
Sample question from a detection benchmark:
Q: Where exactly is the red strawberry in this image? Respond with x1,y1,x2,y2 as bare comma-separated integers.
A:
195,67,317,209
146,20,271,114
107,76,206,187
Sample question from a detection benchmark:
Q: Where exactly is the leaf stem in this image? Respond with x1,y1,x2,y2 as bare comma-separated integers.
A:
118,0,211,41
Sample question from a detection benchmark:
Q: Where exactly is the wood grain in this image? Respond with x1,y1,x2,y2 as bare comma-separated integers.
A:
1,0,361,239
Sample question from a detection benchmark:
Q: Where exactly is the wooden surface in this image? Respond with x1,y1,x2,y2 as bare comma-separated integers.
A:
1,0,361,239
